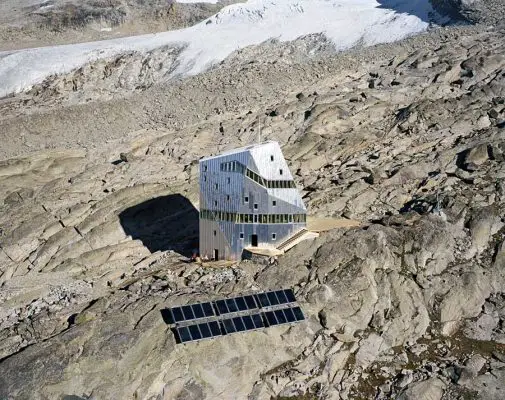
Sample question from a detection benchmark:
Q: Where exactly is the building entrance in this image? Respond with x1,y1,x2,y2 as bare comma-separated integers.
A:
251,234,258,247
214,249,219,260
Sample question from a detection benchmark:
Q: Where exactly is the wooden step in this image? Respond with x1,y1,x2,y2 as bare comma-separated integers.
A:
277,229,318,252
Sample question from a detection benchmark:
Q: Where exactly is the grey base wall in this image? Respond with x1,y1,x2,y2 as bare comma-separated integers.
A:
200,219,306,260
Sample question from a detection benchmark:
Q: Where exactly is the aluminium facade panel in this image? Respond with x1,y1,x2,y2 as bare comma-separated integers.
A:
199,141,307,260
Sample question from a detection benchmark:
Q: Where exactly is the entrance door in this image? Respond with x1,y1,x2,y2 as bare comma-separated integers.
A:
251,235,258,247
214,249,219,260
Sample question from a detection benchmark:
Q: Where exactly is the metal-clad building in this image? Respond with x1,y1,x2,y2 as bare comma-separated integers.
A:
199,141,307,260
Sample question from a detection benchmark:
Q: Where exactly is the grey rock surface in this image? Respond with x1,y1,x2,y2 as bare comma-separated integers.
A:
0,0,505,399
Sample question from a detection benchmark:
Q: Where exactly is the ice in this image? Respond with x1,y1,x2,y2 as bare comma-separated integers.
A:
0,0,444,98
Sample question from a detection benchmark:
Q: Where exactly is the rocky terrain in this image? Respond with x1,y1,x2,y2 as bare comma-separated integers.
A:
0,0,505,399
0,0,240,50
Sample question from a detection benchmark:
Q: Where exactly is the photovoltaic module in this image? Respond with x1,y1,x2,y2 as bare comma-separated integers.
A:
161,289,305,344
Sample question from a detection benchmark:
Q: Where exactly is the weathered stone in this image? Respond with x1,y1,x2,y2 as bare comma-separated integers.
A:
458,354,487,385
397,377,445,400
462,144,490,171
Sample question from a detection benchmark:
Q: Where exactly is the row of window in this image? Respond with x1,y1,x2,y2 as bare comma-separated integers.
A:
245,168,295,189
210,160,296,189
214,231,278,240
211,198,277,208
219,160,246,174
200,209,307,224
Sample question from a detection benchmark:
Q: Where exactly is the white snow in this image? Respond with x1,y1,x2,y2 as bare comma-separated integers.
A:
177,0,220,3
0,0,443,98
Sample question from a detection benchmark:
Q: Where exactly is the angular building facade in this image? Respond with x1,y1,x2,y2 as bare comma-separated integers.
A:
199,141,307,260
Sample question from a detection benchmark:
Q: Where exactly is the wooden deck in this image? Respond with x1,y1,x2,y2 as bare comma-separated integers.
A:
306,217,361,232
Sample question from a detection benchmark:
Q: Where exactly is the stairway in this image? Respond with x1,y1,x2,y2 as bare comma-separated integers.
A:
277,229,319,253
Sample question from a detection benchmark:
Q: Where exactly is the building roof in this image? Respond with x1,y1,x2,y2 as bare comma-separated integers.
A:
199,141,278,162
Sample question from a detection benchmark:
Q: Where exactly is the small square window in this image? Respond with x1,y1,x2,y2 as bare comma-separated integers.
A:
244,196,249,203
272,200,277,206
270,155,274,161
254,203,258,209
279,169,283,175
272,233,277,240
239,233,244,239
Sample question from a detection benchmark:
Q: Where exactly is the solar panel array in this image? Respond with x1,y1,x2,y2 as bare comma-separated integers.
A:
164,289,305,344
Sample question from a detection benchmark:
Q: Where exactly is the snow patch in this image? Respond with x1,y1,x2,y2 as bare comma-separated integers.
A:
177,0,220,3
0,0,444,98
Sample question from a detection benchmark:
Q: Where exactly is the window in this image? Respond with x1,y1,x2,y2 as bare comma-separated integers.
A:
239,233,244,239
254,203,258,210
272,200,276,206
214,200,217,207
214,183,218,190
227,177,231,184
279,169,283,175
272,233,277,240
270,155,274,161
244,196,249,203
227,195,230,201
213,230,217,236
204,176,207,182
204,165,208,172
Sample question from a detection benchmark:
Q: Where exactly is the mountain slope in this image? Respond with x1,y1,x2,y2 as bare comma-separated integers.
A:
0,0,447,98
0,19,504,399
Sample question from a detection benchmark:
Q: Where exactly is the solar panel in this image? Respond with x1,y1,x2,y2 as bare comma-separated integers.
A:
192,303,205,319
222,318,236,334
202,302,215,317
235,296,248,311
171,307,185,323
242,315,255,330
275,290,288,304
226,298,239,313
182,305,195,320
177,326,192,343
244,295,257,309
283,307,296,323
188,324,202,340
167,288,305,344
264,311,278,326
284,289,296,303
209,320,221,336
233,317,246,332
256,292,270,308
267,291,280,306
292,306,305,321
216,300,229,315
251,313,265,329
199,323,212,339
274,309,287,324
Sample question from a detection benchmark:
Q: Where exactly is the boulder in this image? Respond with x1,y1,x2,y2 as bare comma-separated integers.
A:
397,377,446,400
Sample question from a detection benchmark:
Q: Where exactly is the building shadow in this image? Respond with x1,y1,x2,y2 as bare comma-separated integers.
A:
376,0,455,24
119,194,199,257
160,309,175,325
